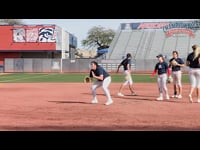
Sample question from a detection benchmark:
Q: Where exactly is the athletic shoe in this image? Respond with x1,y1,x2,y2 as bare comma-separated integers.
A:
197,99,200,103
117,92,124,96
189,95,193,103
132,92,137,96
166,95,170,100
177,95,182,99
105,100,113,105
171,95,178,98
91,98,98,104
156,97,163,101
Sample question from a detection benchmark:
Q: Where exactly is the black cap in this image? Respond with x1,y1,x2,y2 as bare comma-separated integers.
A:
192,44,198,50
156,54,163,58
126,53,132,58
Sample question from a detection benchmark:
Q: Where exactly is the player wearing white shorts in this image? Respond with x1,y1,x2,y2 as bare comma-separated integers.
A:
186,45,200,103
116,53,136,97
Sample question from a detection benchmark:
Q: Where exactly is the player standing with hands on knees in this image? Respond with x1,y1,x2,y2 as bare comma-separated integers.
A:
89,61,113,105
151,54,171,101
116,53,136,96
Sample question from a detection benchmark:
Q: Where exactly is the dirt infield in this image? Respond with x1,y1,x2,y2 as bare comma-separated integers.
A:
0,82,200,131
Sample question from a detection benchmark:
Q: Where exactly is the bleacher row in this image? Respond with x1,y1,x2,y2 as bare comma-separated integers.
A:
106,29,200,60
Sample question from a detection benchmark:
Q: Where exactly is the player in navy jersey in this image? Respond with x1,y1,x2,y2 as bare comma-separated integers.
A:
116,53,136,96
169,51,185,99
186,45,200,103
152,54,171,101
89,61,113,105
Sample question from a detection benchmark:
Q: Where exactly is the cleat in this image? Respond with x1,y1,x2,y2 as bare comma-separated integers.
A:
105,100,113,105
91,99,98,104
156,97,163,101
117,92,124,96
177,95,182,99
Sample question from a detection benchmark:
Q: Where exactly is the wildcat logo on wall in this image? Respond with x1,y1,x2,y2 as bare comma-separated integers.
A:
39,28,56,42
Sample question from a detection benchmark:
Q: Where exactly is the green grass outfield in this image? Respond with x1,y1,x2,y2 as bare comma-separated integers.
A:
0,73,190,83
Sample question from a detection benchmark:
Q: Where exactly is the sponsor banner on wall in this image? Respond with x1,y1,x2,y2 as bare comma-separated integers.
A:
121,20,200,37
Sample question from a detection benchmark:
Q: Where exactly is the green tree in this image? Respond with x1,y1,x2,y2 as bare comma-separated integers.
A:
0,19,23,25
81,26,115,50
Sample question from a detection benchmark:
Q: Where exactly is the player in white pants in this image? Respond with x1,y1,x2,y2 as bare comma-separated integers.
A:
89,61,113,105
152,54,171,101
169,51,185,99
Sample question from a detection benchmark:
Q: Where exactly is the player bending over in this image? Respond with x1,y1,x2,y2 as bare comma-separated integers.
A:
89,61,113,105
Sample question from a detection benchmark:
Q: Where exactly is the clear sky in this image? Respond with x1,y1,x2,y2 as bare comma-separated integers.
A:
23,19,195,49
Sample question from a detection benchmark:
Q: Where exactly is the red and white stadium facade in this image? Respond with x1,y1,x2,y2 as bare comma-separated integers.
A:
0,24,77,66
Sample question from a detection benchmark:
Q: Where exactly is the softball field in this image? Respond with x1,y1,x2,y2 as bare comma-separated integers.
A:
0,82,200,131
